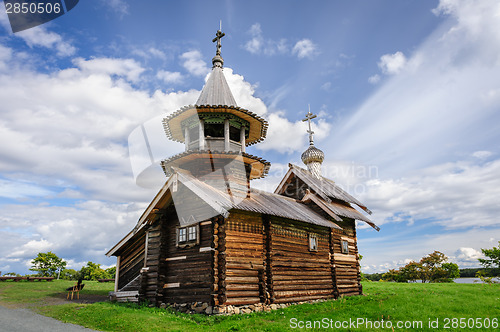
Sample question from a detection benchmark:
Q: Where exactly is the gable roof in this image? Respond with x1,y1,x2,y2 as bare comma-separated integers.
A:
274,164,379,231
275,164,372,213
107,168,343,256
174,168,342,229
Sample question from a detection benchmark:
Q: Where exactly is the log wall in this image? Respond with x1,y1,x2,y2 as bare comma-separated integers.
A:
224,211,264,306
117,231,145,290
140,221,162,304
331,219,362,296
269,217,335,303
159,209,214,304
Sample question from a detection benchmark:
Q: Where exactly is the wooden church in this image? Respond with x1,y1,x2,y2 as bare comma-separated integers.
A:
106,29,379,309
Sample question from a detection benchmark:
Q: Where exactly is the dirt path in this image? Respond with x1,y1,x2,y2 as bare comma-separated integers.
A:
0,305,101,332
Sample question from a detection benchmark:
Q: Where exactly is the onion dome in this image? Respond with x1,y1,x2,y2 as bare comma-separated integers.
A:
301,144,324,165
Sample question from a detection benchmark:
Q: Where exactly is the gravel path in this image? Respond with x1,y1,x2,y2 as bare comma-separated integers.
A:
0,305,101,332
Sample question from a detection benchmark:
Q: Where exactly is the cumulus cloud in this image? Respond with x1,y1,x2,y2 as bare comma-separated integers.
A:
73,57,145,83
258,112,331,154
180,50,209,77
156,70,183,84
292,39,318,59
0,48,294,273
378,51,407,75
358,158,500,229
16,26,76,57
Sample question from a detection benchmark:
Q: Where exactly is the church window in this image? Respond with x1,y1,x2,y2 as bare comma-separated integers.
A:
341,239,349,254
309,234,318,251
178,228,186,243
229,125,240,142
177,225,199,247
188,226,197,241
204,123,224,138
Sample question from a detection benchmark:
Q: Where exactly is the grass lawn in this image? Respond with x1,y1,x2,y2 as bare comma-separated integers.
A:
1,280,499,331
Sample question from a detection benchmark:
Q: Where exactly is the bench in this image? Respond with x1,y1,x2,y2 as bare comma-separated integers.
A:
0,276,55,282
0,276,24,282
97,278,115,283
27,277,54,282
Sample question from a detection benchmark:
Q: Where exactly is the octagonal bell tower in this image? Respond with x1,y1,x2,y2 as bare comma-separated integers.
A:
161,29,270,197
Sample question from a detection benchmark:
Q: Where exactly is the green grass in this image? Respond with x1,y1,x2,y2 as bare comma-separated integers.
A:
0,279,113,307
1,281,499,331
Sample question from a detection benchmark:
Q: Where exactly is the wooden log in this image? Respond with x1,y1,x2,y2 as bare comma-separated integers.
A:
273,294,334,304
226,283,260,291
225,276,259,284
274,288,333,298
224,297,261,306
226,290,260,298
273,284,333,291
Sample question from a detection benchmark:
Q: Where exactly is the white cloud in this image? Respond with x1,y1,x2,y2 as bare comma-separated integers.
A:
330,0,500,177
359,228,498,272
148,47,166,60
358,158,500,229
472,150,492,159
258,112,331,154
0,10,74,57
0,179,54,199
244,23,317,58
156,70,183,84
368,74,380,84
223,68,267,116
132,47,167,60
454,247,484,263
73,57,145,83
292,39,318,59
100,0,129,17
378,51,407,75
180,50,209,77
321,82,332,91
16,27,76,57
244,23,264,54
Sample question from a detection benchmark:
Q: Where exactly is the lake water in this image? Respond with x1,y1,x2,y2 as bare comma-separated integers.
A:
454,277,499,284
409,278,500,284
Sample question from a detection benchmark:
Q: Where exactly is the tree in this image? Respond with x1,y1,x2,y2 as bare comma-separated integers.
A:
30,252,66,277
60,268,80,280
419,251,448,283
79,262,107,281
400,261,421,282
478,241,500,269
442,262,460,280
382,269,407,282
105,266,116,279
382,251,459,283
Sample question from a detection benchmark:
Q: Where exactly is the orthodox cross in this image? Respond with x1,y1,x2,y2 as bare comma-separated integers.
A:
302,105,317,145
212,29,225,56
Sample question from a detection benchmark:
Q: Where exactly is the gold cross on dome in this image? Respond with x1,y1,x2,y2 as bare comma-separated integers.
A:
302,105,317,145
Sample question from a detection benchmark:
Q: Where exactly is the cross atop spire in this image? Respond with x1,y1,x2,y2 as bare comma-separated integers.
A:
212,29,225,56
302,105,317,146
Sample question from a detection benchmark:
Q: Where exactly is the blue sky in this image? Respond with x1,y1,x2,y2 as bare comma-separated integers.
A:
0,0,499,275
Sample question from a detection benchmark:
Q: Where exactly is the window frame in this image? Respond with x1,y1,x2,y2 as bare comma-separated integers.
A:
308,233,318,252
176,224,200,247
341,239,349,254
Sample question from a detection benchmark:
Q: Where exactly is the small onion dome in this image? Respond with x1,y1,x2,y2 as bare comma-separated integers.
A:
301,144,324,165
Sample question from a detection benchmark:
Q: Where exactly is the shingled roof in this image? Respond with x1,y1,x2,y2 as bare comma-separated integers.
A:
274,164,379,231
196,66,237,107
